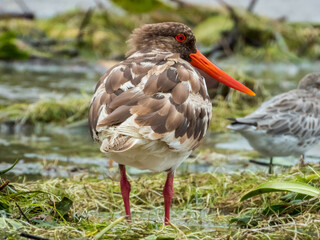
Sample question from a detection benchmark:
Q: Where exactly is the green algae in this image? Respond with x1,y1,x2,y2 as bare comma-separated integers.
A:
0,96,90,125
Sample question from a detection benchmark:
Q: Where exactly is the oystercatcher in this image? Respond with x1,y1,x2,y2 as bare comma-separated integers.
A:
89,22,255,224
228,72,320,174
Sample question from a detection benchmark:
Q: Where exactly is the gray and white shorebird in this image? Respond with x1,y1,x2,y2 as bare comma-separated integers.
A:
88,22,255,224
228,72,320,173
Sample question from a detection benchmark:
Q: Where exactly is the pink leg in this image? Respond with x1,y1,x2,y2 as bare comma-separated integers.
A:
163,171,174,225
119,164,131,222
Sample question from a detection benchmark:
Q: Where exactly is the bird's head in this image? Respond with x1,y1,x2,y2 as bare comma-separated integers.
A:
299,72,320,92
127,22,196,61
127,22,255,96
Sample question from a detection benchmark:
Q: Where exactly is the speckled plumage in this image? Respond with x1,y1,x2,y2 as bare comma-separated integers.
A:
89,24,212,172
228,72,320,159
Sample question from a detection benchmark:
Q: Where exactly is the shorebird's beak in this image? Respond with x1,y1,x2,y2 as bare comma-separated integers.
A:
189,49,255,96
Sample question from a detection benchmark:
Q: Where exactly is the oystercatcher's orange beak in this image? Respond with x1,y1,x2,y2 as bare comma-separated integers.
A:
189,49,255,96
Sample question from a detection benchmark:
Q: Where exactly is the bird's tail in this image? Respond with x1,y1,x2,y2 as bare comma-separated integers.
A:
226,117,257,130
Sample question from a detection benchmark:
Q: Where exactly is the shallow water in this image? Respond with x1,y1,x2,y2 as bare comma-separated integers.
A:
0,59,320,179
0,61,99,105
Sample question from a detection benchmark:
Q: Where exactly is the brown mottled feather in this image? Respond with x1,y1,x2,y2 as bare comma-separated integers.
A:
98,105,132,127
171,83,189,104
89,50,212,151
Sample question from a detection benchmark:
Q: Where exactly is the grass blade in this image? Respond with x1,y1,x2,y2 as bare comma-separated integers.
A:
93,216,126,240
0,159,19,174
240,181,320,201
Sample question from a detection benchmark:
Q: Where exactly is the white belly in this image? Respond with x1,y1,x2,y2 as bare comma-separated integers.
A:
102,138,191,172
238,127,308,157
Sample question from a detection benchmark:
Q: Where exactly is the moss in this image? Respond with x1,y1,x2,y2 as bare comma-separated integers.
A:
193,13,233,46
0,32,28,60
111,0,167,13
37,4,214,60
0,96,90,124
1,3,320,61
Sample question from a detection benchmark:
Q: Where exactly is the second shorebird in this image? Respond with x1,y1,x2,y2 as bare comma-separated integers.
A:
228,73,320,173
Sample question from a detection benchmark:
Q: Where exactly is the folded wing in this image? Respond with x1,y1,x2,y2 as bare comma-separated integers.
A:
89,51,212,153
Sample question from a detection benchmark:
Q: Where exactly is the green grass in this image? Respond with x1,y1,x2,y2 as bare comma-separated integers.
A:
1,165,320,239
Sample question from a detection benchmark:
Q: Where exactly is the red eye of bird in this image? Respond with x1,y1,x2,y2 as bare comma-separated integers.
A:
175,33,186,42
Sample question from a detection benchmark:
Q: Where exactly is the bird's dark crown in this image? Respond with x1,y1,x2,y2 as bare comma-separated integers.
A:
126,22,197,62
